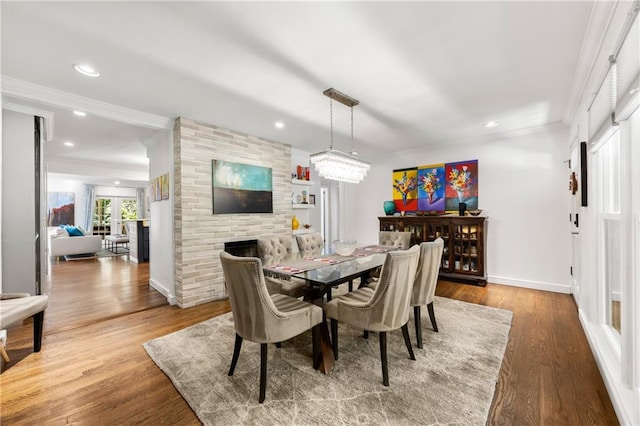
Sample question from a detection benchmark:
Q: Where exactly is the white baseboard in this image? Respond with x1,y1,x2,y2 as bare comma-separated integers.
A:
578,309,640,425
149,278,176,305
487,275,571,294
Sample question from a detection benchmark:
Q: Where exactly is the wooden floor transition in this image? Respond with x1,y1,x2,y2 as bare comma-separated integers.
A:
1,261,619,425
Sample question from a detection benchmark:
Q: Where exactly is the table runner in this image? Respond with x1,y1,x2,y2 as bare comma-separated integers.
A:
263,245,396,280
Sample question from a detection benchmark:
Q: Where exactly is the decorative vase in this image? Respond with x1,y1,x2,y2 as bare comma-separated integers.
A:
292,215,300,230
457,190,465,203
427,191,434,204
383,201,396,216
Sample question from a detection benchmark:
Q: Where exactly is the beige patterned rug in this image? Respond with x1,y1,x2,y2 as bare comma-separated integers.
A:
144,296,512,425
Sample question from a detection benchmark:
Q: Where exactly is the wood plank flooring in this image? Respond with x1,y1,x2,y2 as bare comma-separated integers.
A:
43,255,168,333
1,259,619,425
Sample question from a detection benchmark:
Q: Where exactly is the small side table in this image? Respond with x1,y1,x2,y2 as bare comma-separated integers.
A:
105,235,130,254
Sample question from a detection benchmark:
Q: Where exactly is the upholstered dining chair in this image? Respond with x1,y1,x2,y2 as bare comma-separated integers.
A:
219,251,323,403
324,245,420,386
411,238,445,349
364,231,413,284
378,231,412,249
295,232,324,256
257,235,307,298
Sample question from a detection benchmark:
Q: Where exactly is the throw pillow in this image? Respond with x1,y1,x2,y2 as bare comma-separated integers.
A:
54,228,69,238
64,225,84,237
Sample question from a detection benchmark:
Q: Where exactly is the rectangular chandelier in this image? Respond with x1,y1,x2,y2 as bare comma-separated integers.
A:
309,148,371,184
310,88,370,184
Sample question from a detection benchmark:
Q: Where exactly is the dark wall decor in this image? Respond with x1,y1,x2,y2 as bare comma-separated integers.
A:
580,141,588,206
212,160,273,214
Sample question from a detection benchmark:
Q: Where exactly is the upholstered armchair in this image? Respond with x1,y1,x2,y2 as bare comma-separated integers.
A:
0,293,49,361
378,231,412,249
295,232,324,256
324,245,420,386
411,238,445,348
219,251,323,403
257,236,307,298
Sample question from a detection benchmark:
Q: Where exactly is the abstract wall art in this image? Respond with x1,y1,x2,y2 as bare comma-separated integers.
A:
48,192,75,226
212,160,273,214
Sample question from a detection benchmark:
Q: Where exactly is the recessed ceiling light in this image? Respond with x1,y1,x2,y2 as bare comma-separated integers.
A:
73,110,86,117
73,63,101,77
114,181,120,185
483,121,499,128
275,121,285,129
63,141,74,147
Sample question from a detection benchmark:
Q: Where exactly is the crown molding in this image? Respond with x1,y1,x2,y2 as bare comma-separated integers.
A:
1,76,173,131
2,99,55,141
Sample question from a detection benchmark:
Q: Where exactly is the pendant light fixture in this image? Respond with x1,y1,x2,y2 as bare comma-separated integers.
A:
309,88,370,184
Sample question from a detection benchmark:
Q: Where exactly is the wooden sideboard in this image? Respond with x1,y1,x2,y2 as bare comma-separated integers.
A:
379,215,487,285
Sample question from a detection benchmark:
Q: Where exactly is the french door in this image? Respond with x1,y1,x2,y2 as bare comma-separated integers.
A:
94,196,136,236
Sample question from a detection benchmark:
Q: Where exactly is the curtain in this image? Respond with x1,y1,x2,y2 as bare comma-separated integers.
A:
136,187,146,219
82,184,96,233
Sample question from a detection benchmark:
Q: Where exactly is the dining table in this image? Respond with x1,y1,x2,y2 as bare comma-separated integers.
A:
261,244,398,373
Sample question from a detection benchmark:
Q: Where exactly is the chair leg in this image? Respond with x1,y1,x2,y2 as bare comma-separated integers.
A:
363,330,369,339
228,334,243,376
275,342,282,348
259,343,268,403
427,302,438,332
401,323,416,361
33,311,45,352
348,280,353,292
331,319,339,360
311,324,321,370
379,331,389,386
414,305,423,349
0,347,9,363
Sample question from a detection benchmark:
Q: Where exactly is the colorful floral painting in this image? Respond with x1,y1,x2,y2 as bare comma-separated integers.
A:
392,168,418,212
391,160,478,214
445,160,478,211
418,164,445,212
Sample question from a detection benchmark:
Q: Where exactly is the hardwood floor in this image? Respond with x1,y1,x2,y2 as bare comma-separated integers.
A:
1,260,618,425
44,255,168,333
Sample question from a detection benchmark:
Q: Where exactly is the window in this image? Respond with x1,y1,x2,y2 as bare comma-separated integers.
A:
595,131,621,333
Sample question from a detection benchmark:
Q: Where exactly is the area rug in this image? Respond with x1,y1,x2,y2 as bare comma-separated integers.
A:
144,296,513,425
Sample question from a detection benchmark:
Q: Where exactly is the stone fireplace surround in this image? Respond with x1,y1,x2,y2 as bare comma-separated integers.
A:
173,117,292,308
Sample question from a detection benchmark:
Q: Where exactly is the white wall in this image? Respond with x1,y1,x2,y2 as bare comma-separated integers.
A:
344,124,571,293
147,131,175,304
2,110,36,294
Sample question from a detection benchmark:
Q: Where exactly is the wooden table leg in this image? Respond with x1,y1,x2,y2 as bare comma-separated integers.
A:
317,320,335,374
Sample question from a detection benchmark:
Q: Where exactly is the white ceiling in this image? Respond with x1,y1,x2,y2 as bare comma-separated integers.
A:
1,1,594,181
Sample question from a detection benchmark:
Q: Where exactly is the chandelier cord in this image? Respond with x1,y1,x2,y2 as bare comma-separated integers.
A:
329,98,334,150
350,106,354,154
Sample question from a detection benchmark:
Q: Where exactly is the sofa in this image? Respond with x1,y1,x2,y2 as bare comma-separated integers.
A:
48,226,102,257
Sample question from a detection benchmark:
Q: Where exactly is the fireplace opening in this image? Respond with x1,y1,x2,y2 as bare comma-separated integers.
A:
224,239,258,258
